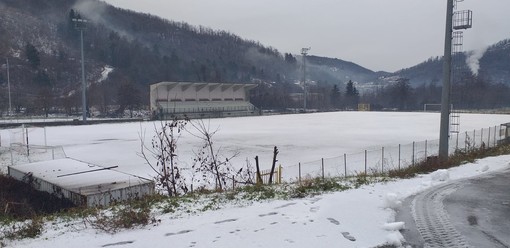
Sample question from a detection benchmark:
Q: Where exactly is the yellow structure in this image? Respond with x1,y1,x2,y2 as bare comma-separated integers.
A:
358,103,370,111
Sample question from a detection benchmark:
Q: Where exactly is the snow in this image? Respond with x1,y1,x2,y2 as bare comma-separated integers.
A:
383,193,402,210
430,169,450,182
1,112,510,247
97,65,114,83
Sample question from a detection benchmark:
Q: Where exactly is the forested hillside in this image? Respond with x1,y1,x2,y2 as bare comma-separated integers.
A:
0,0,509,116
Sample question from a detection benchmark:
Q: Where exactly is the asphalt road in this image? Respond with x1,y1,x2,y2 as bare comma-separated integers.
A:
397,168,510,248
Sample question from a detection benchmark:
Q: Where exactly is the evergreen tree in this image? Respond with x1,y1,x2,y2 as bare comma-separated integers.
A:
345,80,359,109
25,43,40,69
330,84,341,108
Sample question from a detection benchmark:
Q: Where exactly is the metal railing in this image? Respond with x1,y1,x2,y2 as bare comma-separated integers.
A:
281,125,506,183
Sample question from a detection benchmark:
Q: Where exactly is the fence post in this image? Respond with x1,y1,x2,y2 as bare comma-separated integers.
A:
344,153,347,177
480,128,483,149
473,129,476,148
425,140,428,159
488,127,491,148
465,131,468,152
321,158,325,179
494,126,497,147
52,148,55,160
381,147,384,174
456,132,459,151
364,150,367,175
412,142,415,166
277,165,282,184
232,175,235,190
398,144,401,170
298,162,301,183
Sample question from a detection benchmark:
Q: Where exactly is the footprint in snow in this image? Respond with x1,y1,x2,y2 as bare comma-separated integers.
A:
327,217,340,225
101,241,135,247
214,218,238,224
310,206,320,213
165,230,194,236
259,212,278,217
341,232,356,241
275,202,297,209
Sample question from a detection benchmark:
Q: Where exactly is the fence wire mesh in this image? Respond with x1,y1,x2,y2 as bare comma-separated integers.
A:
283,125,507,183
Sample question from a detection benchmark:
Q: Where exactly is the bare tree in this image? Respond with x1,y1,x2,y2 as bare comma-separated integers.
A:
139,118,189,196
189,120,240,191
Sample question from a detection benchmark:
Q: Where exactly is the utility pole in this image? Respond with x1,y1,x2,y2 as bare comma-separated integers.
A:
439,0,454,161
301,47,310,112
6,57,11,115
439,0,472,161
73,17,88,123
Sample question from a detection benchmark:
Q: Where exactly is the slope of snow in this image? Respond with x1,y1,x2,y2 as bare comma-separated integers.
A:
6,155,510,248
1,112,509,247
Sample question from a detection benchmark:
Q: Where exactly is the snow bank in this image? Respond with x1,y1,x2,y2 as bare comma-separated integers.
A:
385,231,405,247
383,193,402,209
383,222,405,231
430,169,449,182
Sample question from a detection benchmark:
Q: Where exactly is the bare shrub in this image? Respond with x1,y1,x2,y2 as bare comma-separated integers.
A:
140,118,189,197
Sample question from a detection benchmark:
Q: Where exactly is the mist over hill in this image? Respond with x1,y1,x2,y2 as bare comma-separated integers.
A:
0,0,509,115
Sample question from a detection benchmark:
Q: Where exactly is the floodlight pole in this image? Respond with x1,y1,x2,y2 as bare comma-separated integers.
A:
6,57,11,115
439,0,454,161
301,47,310,112
73,18,88,123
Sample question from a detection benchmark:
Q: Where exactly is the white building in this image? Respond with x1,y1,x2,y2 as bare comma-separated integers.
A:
150,82,258,119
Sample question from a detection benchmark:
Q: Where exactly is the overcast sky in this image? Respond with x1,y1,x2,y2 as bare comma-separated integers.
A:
101,0,510,72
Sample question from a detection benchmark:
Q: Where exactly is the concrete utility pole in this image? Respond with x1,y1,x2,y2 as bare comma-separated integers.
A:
73,18,88,123
439,0,472,161
439,0,454,161
301,47,310,112
6,57,12,115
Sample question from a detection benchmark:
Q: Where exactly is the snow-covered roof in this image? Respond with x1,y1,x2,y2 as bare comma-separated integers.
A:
8,158,152,196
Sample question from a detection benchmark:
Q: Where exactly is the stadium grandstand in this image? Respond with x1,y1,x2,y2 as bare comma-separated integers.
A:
150,82,259,119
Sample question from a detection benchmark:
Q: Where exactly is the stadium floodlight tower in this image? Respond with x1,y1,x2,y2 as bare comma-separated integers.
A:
439,0,472,161
301,47,311,112
73,17,88,123
5,58,12,115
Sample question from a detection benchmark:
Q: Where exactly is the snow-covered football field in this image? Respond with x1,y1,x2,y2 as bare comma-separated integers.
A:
1,111,510,248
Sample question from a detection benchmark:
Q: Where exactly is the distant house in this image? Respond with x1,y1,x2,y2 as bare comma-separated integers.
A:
150,82,258,119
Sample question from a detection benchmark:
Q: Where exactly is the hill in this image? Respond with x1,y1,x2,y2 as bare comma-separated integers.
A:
0,0,381,116
392,39,510,87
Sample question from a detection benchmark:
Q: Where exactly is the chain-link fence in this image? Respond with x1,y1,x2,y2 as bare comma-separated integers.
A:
2,144,67,168
282,125,507,183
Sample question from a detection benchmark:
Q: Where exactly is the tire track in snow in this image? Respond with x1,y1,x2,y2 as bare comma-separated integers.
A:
411,183,471,248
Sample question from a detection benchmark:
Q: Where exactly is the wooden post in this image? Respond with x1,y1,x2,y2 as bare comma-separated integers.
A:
268,146,279,184
255,156,262,184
